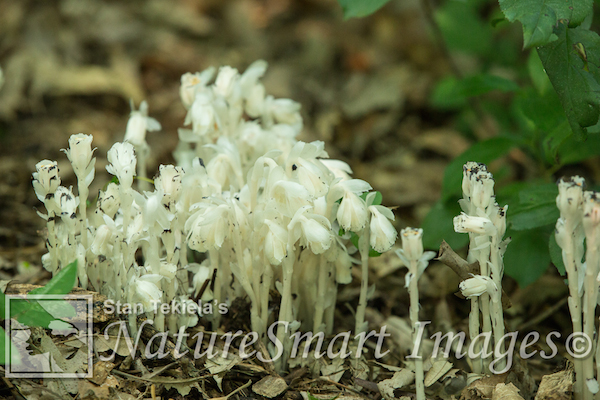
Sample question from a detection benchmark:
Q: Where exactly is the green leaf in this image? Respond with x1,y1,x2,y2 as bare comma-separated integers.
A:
527,50,551,95
508,183,559,230
29,260,77,296
435,0,493,56
503,227,552,287
337,0,390,19
556,127,600,166
499,0,593,48
421,200,469,251
431,74,519,109
549,230,566,276
442,137,516,201
537,24,600,139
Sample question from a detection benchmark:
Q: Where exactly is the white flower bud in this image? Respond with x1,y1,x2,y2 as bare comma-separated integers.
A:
32,160,60,202
583,191,600,235
185,92,217,137
490,204,508,238
453,212,495,235
180,67,216,109
54,186,79,221
63,133,95,187
270,98,302,126
337,192,367,232
368,205,397,253
124,101,161,146
132,275,163,312
321,159,353,181
106,142,136,188
91,225,112,255
399,227,424,261
214,66,239,98
97,182,121,217
470,171,495,210
459,275,496,298
557,176,585,220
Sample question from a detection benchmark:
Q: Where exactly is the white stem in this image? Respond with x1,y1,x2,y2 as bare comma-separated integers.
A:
355,225,370,336
409,259,425,400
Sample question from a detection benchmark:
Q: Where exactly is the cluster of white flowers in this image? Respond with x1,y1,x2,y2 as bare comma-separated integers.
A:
554,177,600,400
33,61,398,368
453,162,509,374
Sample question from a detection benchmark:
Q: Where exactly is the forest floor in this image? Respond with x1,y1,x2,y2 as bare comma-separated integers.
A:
0,0,573,399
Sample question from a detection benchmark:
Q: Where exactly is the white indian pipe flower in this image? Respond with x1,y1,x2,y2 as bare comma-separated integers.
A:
557,176,585,220
337,192,368,232
459,275,497,299
490,204,508,238
555,217,568,250
54,186,79,222
159,262,177,281
396,227,436,283
399,227,424,261
583,191,600,234
63,134,95,187
180,67,216,109
106,142,137,188
132,275,163,312
289,206,332,254
124,101,162,146
186,203,230,252
32,160,61,202
321,159,353,181
91,225,112,255
214,66,239,98
192,263,213,299
368,205,397,253
263,219,288,265
453,212,496,235
185,91,218,137
178,296,199,328
270,98,302,126
97,182,121,218
154,165,184,206
470,170,495,210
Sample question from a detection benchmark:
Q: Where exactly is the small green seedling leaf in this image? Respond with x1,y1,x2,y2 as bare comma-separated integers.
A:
337,0,391,19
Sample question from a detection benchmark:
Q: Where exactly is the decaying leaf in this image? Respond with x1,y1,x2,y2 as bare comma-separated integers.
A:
377,369,415,400
493,383,524,400
534,368,574,400
253,375,288,398
424,359,453,387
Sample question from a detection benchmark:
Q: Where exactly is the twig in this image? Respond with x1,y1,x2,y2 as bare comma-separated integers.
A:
437,241,512,310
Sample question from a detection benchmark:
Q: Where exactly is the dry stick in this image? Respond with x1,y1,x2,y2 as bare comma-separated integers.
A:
437,241,511,310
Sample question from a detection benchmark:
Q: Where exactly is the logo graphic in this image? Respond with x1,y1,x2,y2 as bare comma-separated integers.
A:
5,294,93,378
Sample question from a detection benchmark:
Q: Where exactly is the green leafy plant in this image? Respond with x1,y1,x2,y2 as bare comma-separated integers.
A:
0,260,78,364
338,0,600,286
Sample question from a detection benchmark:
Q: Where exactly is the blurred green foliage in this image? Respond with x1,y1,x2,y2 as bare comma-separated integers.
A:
339,0,600,286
